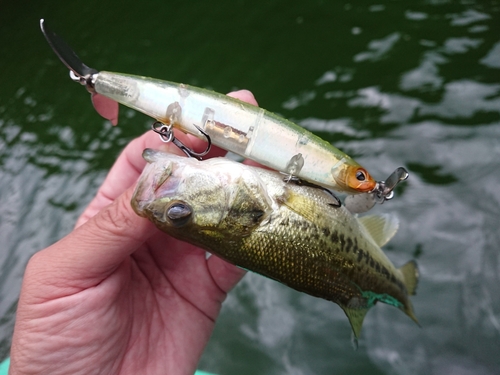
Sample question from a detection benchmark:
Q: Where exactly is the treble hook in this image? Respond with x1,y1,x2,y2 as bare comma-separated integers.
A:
151,122,212,160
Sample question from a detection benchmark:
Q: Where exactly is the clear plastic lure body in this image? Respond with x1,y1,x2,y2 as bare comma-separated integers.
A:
92,71,375,193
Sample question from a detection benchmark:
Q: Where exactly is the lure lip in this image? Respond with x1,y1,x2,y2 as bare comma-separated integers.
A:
40,19,120,125
40,19,99,87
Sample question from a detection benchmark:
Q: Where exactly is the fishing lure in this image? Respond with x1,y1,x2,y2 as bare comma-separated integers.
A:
40,19,406,206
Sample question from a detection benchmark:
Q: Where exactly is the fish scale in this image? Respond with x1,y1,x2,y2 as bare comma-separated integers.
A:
132,150,419,338
246,217,363,301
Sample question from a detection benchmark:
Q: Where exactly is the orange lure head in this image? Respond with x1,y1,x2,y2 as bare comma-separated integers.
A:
346,166,376,193
340,165,377,193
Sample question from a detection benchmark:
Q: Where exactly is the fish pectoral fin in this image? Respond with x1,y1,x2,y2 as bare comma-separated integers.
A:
358,213,399,247
341,305,370,339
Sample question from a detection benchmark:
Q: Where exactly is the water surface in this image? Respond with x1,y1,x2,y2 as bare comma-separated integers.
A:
1,1,499,374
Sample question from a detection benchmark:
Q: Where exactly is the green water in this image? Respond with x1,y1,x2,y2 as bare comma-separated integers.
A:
1,1,499,374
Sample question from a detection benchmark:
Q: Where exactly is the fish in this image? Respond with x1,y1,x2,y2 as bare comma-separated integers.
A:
39,19,378,195
131,149,419,338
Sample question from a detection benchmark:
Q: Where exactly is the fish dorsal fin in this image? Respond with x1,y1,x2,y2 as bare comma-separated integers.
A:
358,213,399,247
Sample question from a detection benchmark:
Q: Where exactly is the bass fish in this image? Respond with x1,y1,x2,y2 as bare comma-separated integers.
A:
132,150,419,338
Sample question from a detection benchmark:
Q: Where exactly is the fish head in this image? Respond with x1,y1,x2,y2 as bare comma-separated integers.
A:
132,149,228,231
132,149,272,241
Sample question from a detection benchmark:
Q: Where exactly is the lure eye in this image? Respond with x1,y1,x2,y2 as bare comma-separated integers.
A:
356,170,366,181
346,167,376,192
167,202,192,227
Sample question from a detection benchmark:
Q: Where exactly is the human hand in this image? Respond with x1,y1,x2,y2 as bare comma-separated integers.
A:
9,90,258,375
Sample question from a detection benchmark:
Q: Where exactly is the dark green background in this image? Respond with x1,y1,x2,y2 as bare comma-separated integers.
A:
1,1,499,374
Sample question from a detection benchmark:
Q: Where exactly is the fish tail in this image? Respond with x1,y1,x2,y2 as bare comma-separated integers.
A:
398,260,420,326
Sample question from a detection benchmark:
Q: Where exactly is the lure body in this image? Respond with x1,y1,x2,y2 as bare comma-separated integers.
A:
93,71,374,194
41,19,414,202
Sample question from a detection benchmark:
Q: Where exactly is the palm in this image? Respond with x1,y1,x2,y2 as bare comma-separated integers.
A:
71,235,230,375
18,233,234,375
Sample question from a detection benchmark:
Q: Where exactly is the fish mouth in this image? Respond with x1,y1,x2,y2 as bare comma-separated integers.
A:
131,196,173,225
132,176,182,222
131,162,178,220
130,193,157,219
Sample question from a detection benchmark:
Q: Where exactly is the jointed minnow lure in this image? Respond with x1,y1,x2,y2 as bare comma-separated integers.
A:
40,19,407,205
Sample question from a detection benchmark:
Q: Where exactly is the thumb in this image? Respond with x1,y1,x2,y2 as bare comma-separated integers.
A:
29,185,156,292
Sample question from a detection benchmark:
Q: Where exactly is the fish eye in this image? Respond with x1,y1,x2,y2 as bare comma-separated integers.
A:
356,170,366,181
167,202,192,227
